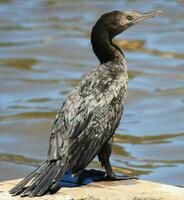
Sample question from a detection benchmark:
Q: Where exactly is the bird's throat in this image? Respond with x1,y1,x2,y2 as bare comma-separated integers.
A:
91,29,124,64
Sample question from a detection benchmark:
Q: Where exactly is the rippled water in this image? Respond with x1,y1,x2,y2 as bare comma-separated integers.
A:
0,0,184,186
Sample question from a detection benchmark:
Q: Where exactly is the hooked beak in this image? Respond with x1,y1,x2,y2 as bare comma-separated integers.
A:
131,10,163,25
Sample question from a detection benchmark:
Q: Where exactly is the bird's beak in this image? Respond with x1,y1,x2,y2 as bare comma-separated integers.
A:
131,10,163,25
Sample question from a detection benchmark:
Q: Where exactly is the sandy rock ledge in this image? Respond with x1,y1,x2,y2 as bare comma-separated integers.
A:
0,178,184,200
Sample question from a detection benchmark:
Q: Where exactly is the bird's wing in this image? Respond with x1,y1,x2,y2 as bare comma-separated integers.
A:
47,68,97,161
67,103,122,172
47,65,124,169
48,93,122,168
47,88,91,161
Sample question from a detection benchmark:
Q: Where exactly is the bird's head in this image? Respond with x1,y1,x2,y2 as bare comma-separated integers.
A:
91,10,163,63
94,10,163,38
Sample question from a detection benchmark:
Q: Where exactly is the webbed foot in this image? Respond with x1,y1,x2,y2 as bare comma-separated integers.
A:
94,173,138,181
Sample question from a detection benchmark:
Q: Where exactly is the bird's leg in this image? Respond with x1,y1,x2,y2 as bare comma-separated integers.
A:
98,139,138,181
100,157,138,181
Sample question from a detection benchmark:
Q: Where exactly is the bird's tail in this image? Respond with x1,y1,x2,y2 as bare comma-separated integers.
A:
9,159,67,197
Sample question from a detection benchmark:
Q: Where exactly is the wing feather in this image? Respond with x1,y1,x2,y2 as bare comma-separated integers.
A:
47,63,126,172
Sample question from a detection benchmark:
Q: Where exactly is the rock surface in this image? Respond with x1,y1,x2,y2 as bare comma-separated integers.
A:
0,178,184,200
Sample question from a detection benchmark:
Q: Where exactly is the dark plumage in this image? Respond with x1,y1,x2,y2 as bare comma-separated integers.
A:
9,10,162,197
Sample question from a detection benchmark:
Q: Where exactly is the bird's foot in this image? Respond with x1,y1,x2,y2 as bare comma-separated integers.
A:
76,169,105,180
94,173,138,182
76,169,138,183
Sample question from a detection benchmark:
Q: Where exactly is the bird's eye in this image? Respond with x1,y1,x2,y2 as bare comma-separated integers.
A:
126,15,133,21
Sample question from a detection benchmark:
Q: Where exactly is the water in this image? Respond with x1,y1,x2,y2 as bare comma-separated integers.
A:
0,0,184,186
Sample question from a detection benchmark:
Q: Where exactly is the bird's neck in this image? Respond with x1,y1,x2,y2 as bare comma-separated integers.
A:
91,28,124,64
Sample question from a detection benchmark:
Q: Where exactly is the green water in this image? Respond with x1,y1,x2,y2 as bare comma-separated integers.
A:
0,0,184,186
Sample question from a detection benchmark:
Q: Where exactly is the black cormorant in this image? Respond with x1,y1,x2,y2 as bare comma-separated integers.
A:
9,10,163,197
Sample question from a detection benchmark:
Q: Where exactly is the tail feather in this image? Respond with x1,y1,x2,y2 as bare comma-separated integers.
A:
9,160,66,197
9,162,48,195
50,165,66,191
28,162,57,197
34,164,59,196
20,162,55,197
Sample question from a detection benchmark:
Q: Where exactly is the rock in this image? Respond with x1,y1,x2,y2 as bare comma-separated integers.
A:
0,178,184,200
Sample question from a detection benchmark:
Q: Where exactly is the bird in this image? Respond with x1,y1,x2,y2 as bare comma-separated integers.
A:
9,10,163,197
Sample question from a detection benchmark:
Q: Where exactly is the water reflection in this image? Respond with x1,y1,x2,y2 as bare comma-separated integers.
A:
116,39,184,60
0,58,38,70
0,0,184,186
